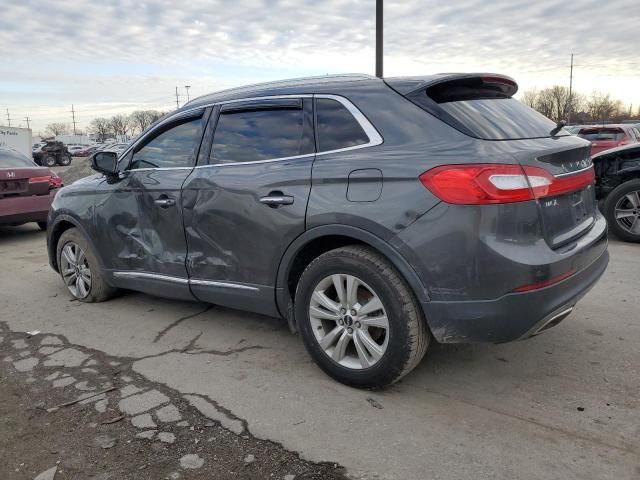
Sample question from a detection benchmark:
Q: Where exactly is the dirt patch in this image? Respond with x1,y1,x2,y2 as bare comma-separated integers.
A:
51,157,94,185
0,324,347,480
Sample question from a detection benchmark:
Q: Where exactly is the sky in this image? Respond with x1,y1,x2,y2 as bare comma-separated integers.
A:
1,0,638,134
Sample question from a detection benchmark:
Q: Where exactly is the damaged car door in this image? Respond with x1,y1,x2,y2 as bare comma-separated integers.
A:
94,109,208,300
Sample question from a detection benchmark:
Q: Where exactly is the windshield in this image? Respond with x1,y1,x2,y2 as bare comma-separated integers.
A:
0,149,37,167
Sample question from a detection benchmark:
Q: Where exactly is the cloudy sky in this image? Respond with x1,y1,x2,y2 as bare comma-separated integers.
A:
1,0,638,134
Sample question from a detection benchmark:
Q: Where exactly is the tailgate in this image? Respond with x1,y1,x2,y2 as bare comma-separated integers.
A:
509,140,596,248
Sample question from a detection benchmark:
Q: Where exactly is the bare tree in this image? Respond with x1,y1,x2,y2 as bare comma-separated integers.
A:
46,122,69,136
129,111,152,134
109,114,131,137
521,89,539,109
587,92,621,124
90,117,112,143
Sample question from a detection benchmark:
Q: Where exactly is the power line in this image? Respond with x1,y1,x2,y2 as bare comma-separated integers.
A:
175,87,180,109
5,108,12,127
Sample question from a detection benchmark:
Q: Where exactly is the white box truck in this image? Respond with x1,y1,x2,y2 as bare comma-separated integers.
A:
0,126,33,158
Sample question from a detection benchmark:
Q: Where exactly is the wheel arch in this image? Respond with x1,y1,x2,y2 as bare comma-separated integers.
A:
275,225,430,323
48,214,104,272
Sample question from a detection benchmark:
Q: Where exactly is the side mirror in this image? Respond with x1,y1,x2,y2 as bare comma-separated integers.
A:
91,151,119,176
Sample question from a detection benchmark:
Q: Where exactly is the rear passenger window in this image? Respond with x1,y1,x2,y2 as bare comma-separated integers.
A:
211,108,306,163
316,98,369,152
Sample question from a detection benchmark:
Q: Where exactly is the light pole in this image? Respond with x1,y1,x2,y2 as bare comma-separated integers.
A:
376,0,383,78
185,85,191,103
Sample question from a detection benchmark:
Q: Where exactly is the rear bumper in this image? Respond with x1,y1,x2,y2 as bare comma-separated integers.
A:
0,191,54,224
423,247,609,343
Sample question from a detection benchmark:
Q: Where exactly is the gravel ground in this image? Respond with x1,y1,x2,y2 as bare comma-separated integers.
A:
0,325,348,480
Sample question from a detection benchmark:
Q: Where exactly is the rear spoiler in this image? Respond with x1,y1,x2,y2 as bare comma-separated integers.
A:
385,73,518,99
384,73,518,139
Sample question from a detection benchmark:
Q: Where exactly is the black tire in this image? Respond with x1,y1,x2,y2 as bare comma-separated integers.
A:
603,179,640,243
37,221,47,231
57,155,71,166
56,228,117,302
45,156,57,167
295,245,430,389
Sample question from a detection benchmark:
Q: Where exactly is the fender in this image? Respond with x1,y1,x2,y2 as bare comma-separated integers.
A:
275,224,430,320
48,213,106,273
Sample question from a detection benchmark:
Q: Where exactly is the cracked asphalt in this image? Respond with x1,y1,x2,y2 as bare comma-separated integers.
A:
1,224,639,479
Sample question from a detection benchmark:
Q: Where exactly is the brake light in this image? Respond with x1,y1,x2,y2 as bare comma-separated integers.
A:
29,176,51,184
419,164,594,205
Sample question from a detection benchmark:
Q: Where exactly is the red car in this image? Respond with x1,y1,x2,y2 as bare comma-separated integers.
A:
1,147,63,230
578,124,640,156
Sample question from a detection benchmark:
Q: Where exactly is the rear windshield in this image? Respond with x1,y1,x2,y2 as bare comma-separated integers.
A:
0,149,36,167
435,97,565,140
578,128,624,141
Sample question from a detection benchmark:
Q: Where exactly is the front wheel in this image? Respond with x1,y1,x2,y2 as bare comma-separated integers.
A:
295,245,430,389
604,179,640,243
56,228,117,302
45,156,57,167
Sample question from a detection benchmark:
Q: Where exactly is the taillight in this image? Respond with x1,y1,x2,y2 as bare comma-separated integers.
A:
49,174,63,189
419,164,594,205
29,176,51,184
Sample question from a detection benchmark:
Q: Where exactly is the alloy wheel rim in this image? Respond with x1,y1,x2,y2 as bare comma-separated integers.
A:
614,190,640,236
309,274,389,370
60,242,92,299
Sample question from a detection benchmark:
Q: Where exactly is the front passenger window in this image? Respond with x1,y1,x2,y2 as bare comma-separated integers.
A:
130,116,203,170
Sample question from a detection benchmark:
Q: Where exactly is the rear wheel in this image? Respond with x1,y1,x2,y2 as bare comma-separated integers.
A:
45,156,56,167
295,245,430,389
57,155,71,166
604,179,640,243
56,228,117,302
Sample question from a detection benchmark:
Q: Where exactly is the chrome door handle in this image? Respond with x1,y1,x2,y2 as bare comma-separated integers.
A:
154,197,176,208
259,195,294,207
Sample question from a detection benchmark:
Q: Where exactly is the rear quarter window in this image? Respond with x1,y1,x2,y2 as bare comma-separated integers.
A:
316,98,369,152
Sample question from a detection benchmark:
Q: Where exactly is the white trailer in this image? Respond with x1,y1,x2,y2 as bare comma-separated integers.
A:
0,126,33,158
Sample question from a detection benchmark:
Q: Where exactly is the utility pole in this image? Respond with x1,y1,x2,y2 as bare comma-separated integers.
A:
24,116,30,129
375,0,383,78
175,87,180,109
567,53,574,124
185,85,191,103
5,108,12,127
71,104,77,135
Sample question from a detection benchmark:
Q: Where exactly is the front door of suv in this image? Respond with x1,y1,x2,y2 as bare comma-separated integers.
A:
181,98,315,315
95,109,208,300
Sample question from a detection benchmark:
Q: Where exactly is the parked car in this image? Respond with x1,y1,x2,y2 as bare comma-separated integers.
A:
67,145,86,156
592,143,640,242
1,147,63,230
101,143,129,155
76,145,99,157
577,124,639,155
46,73,608,388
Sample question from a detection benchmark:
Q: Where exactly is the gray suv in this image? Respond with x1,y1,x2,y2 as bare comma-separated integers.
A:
47,74,608,388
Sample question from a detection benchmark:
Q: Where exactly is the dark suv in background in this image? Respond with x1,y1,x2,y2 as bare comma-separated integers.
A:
46,74,608,388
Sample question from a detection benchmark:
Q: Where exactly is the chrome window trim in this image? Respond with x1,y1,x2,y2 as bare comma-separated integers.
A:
119,94,383,171
112,271,260,291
